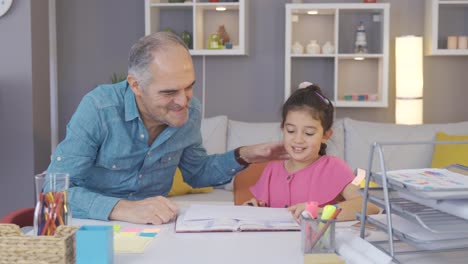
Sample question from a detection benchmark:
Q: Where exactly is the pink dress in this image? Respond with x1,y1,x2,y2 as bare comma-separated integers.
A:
250,156,354,208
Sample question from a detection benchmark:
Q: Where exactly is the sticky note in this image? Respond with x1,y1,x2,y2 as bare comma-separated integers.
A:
142,228,161,233
113,225,121,232
119,232,137,236
114,234,153,253
122,227,140,233
139,232,157,238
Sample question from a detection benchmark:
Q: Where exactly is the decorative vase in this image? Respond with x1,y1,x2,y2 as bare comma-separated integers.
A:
447,36,458,49
322,41,335,54
208,33,221,49
180,31,193,49
291,41,304,54
217,25,230,45
306,40,321,54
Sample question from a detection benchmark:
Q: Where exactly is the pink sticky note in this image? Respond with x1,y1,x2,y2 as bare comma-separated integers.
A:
122,227,141,233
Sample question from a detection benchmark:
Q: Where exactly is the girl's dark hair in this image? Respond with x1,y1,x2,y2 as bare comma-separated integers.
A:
281,84,334,156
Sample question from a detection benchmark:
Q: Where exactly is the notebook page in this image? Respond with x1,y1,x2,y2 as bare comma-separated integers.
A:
183,204,296,223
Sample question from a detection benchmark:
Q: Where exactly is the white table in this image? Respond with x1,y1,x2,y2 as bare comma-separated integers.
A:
24,196,468,263
70,210,468,264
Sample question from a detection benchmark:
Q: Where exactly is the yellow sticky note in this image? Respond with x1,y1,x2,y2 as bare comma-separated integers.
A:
119,232,137,236
114,233,153,253
113,225,121,232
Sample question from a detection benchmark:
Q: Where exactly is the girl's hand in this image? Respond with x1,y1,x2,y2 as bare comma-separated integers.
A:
288,203,306,219
242,198,267,207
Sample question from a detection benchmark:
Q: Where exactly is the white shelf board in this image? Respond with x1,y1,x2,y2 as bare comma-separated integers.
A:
335,100,387,108
290,54,335,58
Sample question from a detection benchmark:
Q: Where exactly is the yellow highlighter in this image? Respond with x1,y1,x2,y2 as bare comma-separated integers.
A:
321,205,337,221
317,205,337,248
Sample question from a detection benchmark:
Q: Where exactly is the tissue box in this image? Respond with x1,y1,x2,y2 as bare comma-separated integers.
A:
76,225,113,264
301,216,336,253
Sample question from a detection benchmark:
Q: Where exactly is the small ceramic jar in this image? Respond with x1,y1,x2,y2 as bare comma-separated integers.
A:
306,40,321,54
322,41,335,54
292,41,304,54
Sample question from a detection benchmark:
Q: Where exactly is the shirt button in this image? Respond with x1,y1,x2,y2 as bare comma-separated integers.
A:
139,174,143,179
287,175,291,180
112,164,117,169
284,205,289,208
140,134,145,139
129,193,133,197
56,156,62,161
147,151,151,156
231,169,236,172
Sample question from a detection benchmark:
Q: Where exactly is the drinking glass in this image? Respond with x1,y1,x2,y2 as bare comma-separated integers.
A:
33,172,71,236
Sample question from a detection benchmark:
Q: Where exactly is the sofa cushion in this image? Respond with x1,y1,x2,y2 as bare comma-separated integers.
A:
227,120,283,150
168,168,213,196
344,118,468,171
431,132,468,168
201,115,228,154
327,118,345,160
223,120,282,191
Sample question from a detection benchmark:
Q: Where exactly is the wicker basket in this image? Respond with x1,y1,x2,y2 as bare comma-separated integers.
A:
0,224,78,264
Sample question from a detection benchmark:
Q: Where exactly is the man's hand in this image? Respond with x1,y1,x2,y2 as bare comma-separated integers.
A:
239,142,289,164
109,196,178,224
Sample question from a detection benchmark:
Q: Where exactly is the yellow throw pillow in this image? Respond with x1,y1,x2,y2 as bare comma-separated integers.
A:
431,132,468,168
168,168,213,196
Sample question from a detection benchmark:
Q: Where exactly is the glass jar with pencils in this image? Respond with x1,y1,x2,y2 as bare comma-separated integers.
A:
34,172,72,236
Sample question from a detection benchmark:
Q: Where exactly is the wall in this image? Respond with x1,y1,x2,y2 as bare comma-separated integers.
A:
55,0,468,139
0,1,50,217
0,0,467,217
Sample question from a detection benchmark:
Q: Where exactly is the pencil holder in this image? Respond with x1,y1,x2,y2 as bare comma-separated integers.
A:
34,172,72,236
301,215,336,253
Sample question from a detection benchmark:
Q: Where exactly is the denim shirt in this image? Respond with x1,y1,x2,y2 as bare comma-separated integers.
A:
47,81,243,220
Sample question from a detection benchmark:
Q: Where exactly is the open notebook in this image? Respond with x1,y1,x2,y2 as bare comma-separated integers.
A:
175,204,300,233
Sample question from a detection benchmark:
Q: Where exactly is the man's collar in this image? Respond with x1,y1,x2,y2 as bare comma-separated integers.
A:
124,83,140,122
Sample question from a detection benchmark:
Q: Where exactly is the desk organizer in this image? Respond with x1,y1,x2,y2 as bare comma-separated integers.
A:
301,215,336,253
358,140,468,261
0,224,78,264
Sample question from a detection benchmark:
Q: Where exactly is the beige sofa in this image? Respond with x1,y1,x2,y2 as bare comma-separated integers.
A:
172,116,468,204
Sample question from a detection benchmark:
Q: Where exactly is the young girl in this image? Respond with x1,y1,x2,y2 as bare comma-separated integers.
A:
245,83,378,221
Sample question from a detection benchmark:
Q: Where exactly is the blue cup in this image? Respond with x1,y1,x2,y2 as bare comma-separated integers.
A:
76,225,114,264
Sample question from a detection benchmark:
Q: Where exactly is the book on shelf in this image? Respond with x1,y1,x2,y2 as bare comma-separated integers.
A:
175,204,300,233
383,164,468,191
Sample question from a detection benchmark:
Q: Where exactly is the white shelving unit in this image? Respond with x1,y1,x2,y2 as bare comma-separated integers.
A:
425,0,468,56
145,0,247,56
285,3,389,108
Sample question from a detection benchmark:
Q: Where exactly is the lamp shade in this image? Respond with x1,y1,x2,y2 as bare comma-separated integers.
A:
395,36,423,124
